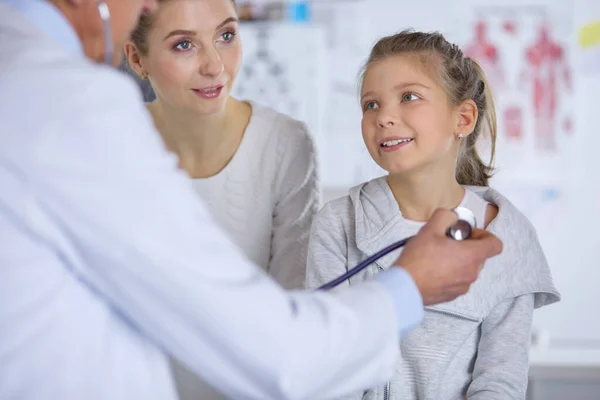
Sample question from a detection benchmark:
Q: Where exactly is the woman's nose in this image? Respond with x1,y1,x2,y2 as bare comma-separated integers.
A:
200,47,224,77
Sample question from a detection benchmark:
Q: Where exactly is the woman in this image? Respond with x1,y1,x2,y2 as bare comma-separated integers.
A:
124,0,320,398
124,0,319,288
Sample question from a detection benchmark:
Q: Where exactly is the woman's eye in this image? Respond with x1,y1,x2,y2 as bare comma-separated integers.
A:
402,93,419,102
221,31,236,42
174,40,192,51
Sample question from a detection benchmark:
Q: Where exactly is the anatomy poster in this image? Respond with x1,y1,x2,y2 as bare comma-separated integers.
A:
458,3,575,186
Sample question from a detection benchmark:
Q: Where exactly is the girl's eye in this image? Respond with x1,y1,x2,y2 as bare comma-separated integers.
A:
364,101,379,111
174,40,192,51
402,93,419,102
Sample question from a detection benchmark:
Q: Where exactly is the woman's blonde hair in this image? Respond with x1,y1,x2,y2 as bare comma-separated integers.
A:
360,29,497,187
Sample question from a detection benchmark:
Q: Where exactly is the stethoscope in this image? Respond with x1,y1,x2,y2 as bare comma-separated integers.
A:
318,207,476,290
96,1,114,65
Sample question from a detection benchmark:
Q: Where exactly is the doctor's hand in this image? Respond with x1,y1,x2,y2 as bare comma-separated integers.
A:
394,208,503,306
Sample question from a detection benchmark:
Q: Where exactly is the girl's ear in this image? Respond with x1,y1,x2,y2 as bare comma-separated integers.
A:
455,99,478,138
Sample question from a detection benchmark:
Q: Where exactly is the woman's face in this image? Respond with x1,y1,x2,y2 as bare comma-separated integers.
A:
140,0,242,114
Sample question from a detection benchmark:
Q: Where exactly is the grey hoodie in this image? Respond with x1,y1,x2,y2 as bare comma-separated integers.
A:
306,177,560,400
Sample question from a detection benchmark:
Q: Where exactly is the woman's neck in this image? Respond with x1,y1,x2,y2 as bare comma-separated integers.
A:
148,97,252,179
387,163,465,222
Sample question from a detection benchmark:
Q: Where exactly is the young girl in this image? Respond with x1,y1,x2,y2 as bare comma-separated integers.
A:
124,0,319,399
306,30,560,399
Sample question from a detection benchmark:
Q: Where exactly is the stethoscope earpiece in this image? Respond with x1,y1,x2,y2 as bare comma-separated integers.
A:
97,1,113,65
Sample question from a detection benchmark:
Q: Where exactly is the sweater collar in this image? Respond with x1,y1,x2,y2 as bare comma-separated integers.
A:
348,176,508,256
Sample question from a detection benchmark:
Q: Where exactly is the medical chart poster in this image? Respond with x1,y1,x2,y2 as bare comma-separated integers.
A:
232,23,328,152
454,1,576,188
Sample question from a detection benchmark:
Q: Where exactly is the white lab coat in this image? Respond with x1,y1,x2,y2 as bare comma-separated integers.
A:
0,3,409,400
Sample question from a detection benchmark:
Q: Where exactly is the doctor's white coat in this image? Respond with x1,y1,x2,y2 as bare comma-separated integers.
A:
0,2,421,400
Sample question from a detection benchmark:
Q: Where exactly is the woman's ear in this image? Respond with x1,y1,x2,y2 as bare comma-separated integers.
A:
455,99,478,138
123,41,147,79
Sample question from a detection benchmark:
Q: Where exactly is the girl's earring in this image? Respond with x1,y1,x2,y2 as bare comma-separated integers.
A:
457,132,464,139
141,72,148,80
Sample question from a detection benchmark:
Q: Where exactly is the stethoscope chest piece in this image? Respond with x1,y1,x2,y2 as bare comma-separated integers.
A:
447,207,476,241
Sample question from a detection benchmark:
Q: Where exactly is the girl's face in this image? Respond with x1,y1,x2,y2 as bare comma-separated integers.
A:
360,55,463,176
140,0,242,114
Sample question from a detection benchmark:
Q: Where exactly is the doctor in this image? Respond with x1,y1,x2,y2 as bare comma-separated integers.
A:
0,1,503,399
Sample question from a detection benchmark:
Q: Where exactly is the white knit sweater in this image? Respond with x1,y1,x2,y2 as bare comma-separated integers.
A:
173,101,321,400
191,100,321,289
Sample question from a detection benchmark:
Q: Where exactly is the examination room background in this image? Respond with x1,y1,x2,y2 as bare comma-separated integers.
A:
122,0,600,398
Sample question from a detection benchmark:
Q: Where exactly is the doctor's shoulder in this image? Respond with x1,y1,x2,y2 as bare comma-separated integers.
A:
27,63,151,142
11,51,141,112
11,50,151,129
43,56,144,103
46,63,168,154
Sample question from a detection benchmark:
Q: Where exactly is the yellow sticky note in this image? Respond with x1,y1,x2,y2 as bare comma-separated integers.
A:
579,20,600,49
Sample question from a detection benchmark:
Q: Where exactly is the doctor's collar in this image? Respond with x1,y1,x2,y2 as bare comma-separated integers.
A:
9,0,84,57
